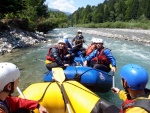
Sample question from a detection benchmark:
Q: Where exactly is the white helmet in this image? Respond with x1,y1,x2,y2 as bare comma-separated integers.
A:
0,62,20,92
58,39,66,44
96,38,103,43
63,35,68,39
63,33,66,36
77,30,82,33
91,37,96,43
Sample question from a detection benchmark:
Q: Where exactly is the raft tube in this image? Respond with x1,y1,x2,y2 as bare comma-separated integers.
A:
44,66,112,92
21,81,119,113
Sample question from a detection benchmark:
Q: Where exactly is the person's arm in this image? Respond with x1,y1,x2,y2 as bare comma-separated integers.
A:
6,97,36,111
84,50,97,66
7,96,48,113
71,37,76,45
111,88,127,101
104,49,116,72
82,36,85,43
51,48,64,66
86,50,97,61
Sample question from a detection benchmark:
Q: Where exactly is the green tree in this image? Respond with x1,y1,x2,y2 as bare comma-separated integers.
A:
114,0,126,21
104,5,109,22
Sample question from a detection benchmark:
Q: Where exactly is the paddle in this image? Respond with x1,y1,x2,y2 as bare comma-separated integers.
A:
72,43,82,48
110,64,115,88
83,42,88,47
17,87,35,113
36,58,45,62
52,67,72,113
112,72,115,88
17,86,25,98
77,51,84,65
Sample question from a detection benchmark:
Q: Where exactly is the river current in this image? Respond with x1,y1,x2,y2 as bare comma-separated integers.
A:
0,27,150,107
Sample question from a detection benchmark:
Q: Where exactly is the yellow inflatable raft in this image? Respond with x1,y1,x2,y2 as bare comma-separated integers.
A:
21,81,99,113
21,81,119,113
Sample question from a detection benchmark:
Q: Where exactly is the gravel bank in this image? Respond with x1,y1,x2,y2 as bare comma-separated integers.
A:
0,28,47,55
82,28,150,44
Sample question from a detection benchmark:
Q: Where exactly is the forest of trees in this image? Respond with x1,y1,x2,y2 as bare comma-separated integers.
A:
71,0,150,28
1,0,150,32
0,0,68,33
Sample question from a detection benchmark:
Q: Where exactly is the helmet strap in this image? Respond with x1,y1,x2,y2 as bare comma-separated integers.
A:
123,85,132,99
122,79,132,99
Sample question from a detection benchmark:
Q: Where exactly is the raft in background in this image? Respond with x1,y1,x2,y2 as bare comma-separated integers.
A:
21,81,119,113
44,66,113,93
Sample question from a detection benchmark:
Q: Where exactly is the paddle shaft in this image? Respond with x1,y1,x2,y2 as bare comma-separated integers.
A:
17,87,25,99
17,87,35,113
83,42,88,46
61,84,72,113
52,68,72,113
72,43,82,48
112,72,115,88
36,58,45,62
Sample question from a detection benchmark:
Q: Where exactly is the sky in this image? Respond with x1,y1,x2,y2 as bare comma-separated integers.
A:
45,0,104,13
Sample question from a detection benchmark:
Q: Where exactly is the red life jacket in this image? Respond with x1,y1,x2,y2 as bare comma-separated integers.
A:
120,98,150,113
86,44,96,56
46,45,68,62
46,46,55,61
91,48,110,66
0,96,38,113
120,99,134,113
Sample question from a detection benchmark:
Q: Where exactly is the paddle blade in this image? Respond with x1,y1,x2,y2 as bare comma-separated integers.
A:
52,67,65,83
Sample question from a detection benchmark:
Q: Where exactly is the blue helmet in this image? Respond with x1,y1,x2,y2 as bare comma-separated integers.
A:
120,64,148,90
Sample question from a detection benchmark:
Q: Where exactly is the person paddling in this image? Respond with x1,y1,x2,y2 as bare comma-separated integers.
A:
112,64,150,113
0,62,48,113
45,39,74,70
84,38,116,72
71,30,86,56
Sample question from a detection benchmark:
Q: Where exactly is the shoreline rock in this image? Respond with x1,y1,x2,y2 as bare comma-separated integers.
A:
82,28,150,44
0,28,47,55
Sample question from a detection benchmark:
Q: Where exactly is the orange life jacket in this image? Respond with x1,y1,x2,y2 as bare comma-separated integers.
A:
91,48,110,67
46,45,68,62
86,44,96,56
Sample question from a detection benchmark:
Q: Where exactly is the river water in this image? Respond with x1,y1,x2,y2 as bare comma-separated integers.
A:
0,27,150,107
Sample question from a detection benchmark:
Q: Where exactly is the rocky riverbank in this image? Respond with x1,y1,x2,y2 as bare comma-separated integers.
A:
0,28,47,55
1,27,150,55
82,28,150,44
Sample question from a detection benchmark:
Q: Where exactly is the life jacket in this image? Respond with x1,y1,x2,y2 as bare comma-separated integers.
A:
46,46,55,62
91,48,110,67
86,44,96,56
74,36,84,46
46,45,68,62
0,100,10,113
120,98,150,113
